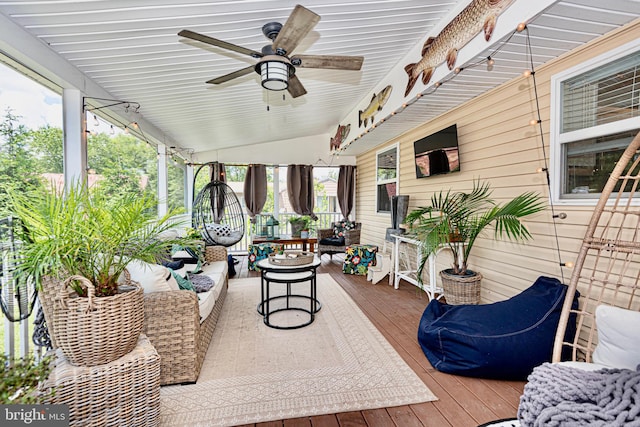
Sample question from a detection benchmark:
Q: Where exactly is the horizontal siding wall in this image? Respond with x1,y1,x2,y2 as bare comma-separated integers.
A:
356,20,640,303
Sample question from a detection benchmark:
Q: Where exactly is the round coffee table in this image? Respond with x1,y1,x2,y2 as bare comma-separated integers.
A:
256,257,321,329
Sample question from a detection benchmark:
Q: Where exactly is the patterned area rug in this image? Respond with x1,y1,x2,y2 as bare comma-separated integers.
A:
159,273,437,426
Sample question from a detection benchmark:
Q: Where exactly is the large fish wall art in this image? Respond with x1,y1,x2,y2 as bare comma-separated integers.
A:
330,124,351,151
359,85,393,128
404,0,514,97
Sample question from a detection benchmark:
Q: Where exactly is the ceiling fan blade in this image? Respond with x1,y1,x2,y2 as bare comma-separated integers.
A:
178,29,262,58
292,54,364,71
273,5,320,55
206,65,255,85
287,75,307,98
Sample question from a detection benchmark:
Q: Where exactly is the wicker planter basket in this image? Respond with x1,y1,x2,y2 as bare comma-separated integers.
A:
440,269,482,305
40,275,144,366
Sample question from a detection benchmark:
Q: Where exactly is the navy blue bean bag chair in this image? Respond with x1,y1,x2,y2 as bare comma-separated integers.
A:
418,276,578,380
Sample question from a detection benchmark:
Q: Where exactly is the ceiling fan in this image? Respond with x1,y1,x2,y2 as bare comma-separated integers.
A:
178,4,364,98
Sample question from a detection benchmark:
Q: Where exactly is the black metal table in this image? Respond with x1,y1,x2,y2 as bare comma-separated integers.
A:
256,257,322,329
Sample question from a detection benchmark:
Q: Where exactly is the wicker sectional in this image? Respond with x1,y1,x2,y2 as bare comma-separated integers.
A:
143,245,229,385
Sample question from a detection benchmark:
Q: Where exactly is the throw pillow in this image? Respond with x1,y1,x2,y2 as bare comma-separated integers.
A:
125,260,174,293
334,220,355,238
320,236,345,246
162,259,185,270
170,269,196,292
592,305,640,370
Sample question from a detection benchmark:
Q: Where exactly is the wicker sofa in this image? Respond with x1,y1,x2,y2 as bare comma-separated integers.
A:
142,245,229,385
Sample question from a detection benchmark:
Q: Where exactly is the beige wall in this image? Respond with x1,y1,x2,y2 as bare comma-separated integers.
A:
355,20,640,303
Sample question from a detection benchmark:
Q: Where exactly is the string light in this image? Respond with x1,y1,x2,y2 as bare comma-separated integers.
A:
487,56,495,71
124,126,129,134
530,119,541,126
553,213,568,219
517,22,527,32
523,69,533,77
93,115,99,127
560,262,574,268
109,125,115,135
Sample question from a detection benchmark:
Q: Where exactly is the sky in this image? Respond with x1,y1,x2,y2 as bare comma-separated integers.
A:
0,63,63,129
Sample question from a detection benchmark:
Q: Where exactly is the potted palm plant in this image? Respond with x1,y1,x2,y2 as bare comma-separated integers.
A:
404,180,545,305
11,183,193,366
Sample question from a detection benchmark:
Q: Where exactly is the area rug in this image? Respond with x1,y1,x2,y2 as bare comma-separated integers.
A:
159,273,437,426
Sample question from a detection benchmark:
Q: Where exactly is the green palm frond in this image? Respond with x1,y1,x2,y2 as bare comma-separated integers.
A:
11,183,194,296
407,180,545,277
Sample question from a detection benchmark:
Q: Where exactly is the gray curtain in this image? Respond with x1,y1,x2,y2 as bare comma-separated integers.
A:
209,162,226,223
337,165,356,220
243,164,267,224
287,164,318,220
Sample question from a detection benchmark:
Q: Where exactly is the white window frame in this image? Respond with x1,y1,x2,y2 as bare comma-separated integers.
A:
375,143,399,214
550,38,640,206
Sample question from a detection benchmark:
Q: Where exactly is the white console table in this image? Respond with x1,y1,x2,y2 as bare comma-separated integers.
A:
392,234,444,301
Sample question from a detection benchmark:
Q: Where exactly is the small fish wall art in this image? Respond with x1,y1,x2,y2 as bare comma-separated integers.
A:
330,124,351,151
359,85,393,128
404,0,514,97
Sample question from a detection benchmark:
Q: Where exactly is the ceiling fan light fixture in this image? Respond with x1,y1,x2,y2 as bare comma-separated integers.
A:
256,55,294,91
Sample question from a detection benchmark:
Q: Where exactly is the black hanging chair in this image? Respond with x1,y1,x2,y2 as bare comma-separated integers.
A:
192,180,245,247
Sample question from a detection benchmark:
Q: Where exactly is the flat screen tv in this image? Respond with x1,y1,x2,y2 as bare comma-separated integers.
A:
414,124,460,179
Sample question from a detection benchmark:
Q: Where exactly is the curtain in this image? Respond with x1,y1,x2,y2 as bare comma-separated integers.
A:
287,164,317,220
337,165,356,220
209,162,226,183
208,162,226,223
243,164,267,224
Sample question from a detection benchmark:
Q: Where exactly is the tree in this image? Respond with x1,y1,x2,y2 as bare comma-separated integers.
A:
27,125,63,173
87,132,157,201
0,109,44,216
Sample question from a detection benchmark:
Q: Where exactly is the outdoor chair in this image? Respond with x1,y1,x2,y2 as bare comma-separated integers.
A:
317,221,361,260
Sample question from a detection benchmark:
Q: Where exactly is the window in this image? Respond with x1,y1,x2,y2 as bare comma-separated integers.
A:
376,144,398,213
552,42,640,203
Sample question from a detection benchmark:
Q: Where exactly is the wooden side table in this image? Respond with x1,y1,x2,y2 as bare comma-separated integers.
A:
44,335,160,427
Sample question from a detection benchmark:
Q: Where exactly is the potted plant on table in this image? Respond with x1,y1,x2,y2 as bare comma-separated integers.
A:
11,184,193,366
288,215,314,238
404,180,545,305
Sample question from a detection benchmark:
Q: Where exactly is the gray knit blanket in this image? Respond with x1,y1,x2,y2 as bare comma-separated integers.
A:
517,363,640,426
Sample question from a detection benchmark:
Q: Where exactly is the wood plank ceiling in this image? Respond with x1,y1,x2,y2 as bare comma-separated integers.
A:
0,0,638,162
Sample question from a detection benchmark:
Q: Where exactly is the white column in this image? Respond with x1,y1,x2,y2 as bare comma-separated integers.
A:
62,89,87,188
157,144,168,217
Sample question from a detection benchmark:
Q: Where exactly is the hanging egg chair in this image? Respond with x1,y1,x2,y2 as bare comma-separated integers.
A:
192,180,245,247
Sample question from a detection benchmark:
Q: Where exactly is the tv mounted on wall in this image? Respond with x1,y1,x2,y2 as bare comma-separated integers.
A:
414,124,460,179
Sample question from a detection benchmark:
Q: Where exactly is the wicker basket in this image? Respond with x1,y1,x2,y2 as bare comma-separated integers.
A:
440,269,482,305
268,251,315,266
42,275,144,367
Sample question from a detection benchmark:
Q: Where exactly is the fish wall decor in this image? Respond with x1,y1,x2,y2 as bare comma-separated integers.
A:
404,0,514,97
330,124,351,151
359,85,393,128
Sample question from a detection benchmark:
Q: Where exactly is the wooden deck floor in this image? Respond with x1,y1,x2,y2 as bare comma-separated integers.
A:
232,255,525,427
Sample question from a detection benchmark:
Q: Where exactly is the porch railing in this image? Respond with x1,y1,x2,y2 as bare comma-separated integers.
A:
227,212,342,254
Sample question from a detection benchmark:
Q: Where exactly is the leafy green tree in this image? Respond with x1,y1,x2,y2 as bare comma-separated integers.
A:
27,125,63,173
0,109,44,217
87,132,157,201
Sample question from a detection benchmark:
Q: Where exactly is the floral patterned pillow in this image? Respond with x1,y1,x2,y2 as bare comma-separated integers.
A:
334,220,355,237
